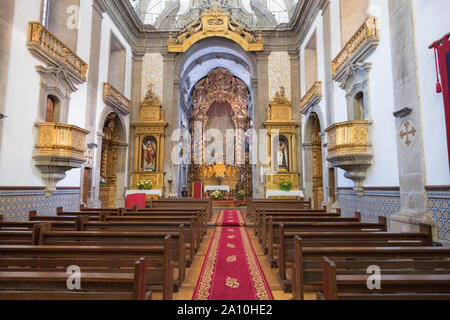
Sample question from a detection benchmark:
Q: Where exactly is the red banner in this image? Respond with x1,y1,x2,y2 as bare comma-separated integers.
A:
431,33,450,170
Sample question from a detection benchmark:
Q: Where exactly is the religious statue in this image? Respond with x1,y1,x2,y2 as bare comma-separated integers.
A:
142,137,157,172
277,137,289,171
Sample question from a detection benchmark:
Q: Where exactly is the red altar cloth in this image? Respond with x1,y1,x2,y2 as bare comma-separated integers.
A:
126,193,146,209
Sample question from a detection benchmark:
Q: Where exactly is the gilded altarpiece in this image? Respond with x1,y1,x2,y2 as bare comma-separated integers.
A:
99,114,120,208
188,68,253,197
131,86,167,195
264,88,300,195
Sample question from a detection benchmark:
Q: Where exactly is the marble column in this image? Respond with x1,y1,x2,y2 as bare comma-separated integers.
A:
0,0,15,151
321,0,334,127
162,53,178,197
321,1,336,209
254,52,270,198
92,132,104,208
115,143,128,207
127,52,144,191
388,0,434,234
289,49,303,190
84,0,105,146
302,143,314,201
83,0,104,207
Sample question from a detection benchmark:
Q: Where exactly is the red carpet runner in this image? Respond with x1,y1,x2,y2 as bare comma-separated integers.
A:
215,209,246,227
193,210,274,300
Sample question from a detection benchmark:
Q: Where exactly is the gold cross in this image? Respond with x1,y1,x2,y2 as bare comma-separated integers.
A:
399,120,416,146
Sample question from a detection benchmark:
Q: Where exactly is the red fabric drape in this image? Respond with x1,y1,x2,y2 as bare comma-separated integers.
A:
193,182,202,199
126,193,146,209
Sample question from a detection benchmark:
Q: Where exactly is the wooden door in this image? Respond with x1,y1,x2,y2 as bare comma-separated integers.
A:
82,168,91,204
45,96,55,122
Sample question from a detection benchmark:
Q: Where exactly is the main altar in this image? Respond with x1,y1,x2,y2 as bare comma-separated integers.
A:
187,68,253,197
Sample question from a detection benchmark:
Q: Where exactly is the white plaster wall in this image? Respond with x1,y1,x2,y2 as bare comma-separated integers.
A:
0,0,47,186
331,0,399,188
59,0,93,187
93,12,133,187
363,0,399,187
412,0,450,186
0,0,132,190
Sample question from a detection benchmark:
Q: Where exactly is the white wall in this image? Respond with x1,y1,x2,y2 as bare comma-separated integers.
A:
412,0,450,186
92,11,133,190
363,0,399,187
331,0,400,188
0,0,46,186
0,0,132,190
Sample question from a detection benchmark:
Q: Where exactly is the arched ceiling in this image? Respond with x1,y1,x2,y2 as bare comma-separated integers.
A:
177,38,255,115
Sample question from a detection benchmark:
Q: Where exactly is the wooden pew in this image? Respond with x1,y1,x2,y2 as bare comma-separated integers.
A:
82,220,197,266
292,236,450,300
124,208,208,236
0,257,151,300
321,257,450,300
259,213,359,249
0,230,38,245
268,217,388,267
278,223,433,292
150,199,213,220
255,208,328,237
105,213,205,239
254,208,331,237
248,199,313,222
0,240,173,300
29,211,96,224
0,220,80,231
38,226,186,289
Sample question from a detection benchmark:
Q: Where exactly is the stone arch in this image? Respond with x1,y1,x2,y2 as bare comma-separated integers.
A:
94,107,129,208
303,111,325,209
175,37,256,196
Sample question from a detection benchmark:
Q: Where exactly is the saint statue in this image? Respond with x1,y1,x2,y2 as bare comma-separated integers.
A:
142,138,157,171
277,137,289,171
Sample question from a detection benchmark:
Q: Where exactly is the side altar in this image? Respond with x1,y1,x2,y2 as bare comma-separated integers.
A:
264,87,301,197
129,85,167,198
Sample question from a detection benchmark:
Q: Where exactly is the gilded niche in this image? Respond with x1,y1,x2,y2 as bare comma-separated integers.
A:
131,85,167,193
264,87,300,193
168,3,263,52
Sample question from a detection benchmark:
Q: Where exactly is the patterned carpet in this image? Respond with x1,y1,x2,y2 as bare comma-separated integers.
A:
193,210,273,300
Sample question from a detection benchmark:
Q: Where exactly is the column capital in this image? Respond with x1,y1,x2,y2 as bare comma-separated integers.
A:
288,49,300,60
92,0,107,15
255,51,271,60
162,52,177,62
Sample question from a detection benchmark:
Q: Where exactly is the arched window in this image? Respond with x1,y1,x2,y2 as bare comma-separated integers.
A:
353,91,364,120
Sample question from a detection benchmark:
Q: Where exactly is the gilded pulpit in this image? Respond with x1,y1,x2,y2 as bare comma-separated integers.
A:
264,87,301,197
130,85,167,197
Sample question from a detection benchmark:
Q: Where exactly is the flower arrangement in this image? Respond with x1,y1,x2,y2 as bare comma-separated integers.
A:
236,190,247,200
99,178,107,186
210,190,223,200
279,181,293,192
137,179,153,190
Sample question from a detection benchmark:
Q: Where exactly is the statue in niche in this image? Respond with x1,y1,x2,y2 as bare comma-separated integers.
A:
277,136,289,171
142,136,157,172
